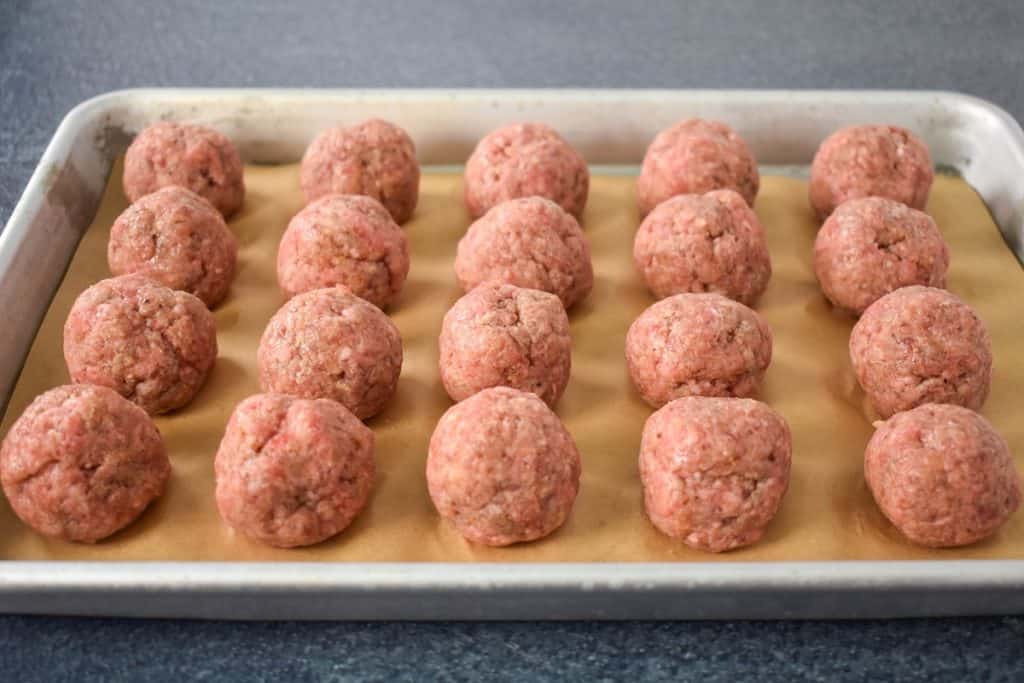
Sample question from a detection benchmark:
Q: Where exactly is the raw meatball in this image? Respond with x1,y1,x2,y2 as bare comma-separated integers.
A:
626,293,772,408
0,384,169,543
637,119,759,215
455,196,593,309
633,189,771,305
257,287,402,420
123,121,245,218
300,119,420,224
108,186,238,308
63,275,218,415
214,393,375,548
640,396,791,552
849,286,991,418
426,387,581,546
814,197,949,315
277,194,410,309
809,124,933,219
865,403,1020,547
439,283,571,407
463,122,589,219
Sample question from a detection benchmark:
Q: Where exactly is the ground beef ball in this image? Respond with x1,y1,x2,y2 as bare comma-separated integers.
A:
63,275,218,415
300,119,420,224
0,384,170,543
809,124,933,219
257,287,402,420
814,197,949,315
108,186,238,308
426,387,581,546
123,121,245,218
637,119,759,215
277,194,410,309
463,122,589,219
455,196,593,309
633,189,771,305
639,396,791,552
865,403,1020,547
214,393,375,548
849,286,991,418
626,293,772,408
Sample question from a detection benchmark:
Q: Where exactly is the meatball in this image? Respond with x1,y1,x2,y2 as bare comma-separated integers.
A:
439,283,571,407
123,121,245,218
0,384,170,543
865,403,1020,547
300,119,420,224
214,393,375,548
640,396,791,552
809,124,933,219
814,197,949,315
633,189,771,305
257,287,402,420
637,118,759,215
277,194,410,309
849,286,991,418
463,122,589,219
455,196,593,309
426,387,581,546
626,293,772,408
63,275,218,415
108,186,238,308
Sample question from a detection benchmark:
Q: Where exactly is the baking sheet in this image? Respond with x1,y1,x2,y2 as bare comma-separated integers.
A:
1,159,1022,563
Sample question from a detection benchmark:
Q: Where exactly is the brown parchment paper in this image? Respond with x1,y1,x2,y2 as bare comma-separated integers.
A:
2,159,1023,563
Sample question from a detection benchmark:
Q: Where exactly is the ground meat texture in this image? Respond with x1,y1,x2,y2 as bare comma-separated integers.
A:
277,194,410,309
0,384,170,543
814,197,949,315
455,196,593,309
849,286,992,418
123,121,245,218
809,125,933,220
63,275,218,415
626,293,772,408
865,403,1020,547
637,119,759,216
426,387,581,546
639,396,791,552
463,123,589,219
257,287,402,420
300,119,420,224
108,186,238,308
214,393,375,548
633,189,771,305
439,283,571,407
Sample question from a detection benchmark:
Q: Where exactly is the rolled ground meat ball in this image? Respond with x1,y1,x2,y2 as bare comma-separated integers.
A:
257,287,402,420
814,197,949,315
640,396,791,552
463,122,589,219
809,124,933,219
633,188,771,305
439,283,571,407
214,393,375,548
849,286,992,418
0,384,170,543
626,293,772,408
865,403,1021,547
123,121,245,218
63,275,218,415
637,119,759,215
108,186,238,308
455,196,593,309
426,387,581,546
300,119,420,224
